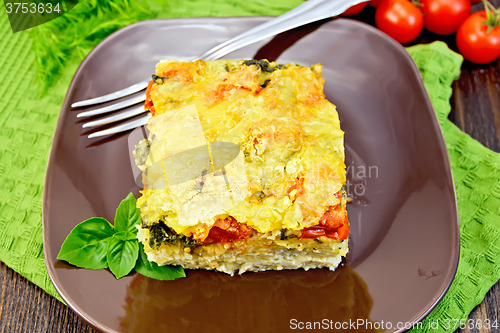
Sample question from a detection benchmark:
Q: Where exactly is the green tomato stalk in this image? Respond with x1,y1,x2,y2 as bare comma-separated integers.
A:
483,0,500,33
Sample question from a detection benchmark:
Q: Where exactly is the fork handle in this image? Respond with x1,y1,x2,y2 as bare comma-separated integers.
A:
203,0,365,61
198,0,331,60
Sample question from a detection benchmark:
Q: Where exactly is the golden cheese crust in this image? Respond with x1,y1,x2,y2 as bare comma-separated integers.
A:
135,59,347,242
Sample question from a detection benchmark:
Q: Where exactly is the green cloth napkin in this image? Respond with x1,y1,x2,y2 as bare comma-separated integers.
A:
407,42,500,332
0,1,499,331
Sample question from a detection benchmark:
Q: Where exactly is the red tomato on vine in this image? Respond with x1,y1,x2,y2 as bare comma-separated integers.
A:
456,1,500,64
419,0,471,35
370,0,384,7
375,0,424,44
342,2,368,16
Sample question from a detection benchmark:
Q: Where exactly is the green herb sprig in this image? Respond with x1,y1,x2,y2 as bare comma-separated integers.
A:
57,193,185,280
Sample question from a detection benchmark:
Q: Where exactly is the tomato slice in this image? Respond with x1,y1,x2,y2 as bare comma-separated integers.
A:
144,80,156,116
301,205,349,241
319,205,347,230
337,223,349,240
325,223,350,241
287,177,305,202
301,227,326,238
203,216,253,244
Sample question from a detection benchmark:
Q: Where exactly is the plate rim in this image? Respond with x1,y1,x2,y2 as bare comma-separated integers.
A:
42,16,461,333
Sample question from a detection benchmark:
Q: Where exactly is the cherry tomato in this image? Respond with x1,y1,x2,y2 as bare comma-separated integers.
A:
342,2,368,15
370,0,384,7
375,0,424,44
456,10,500,64
419,0,471,35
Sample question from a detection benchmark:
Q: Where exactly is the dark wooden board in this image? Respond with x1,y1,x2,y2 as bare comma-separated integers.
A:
0,262,96,333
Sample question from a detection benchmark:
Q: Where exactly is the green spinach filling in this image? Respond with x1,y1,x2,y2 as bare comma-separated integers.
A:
148,221,201,249
243,59,284,73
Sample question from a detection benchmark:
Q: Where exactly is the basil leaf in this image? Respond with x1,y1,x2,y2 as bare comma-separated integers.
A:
57,217,114,269
115,231,137,242
134,243,186,280
106,237,139,279
114,193,141,234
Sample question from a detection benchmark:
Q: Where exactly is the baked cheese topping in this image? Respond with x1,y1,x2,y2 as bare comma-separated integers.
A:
136,59,346,241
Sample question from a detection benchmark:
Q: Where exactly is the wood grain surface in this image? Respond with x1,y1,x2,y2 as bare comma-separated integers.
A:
1,1,500,332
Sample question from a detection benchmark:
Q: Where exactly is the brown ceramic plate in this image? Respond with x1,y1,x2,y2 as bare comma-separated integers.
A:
43,17,460,333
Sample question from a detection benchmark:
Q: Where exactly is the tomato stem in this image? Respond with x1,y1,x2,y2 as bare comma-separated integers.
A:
483,0,500,33
412,0,423,8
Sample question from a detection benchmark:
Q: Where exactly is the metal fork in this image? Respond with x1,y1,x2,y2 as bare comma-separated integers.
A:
76,0,364,138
